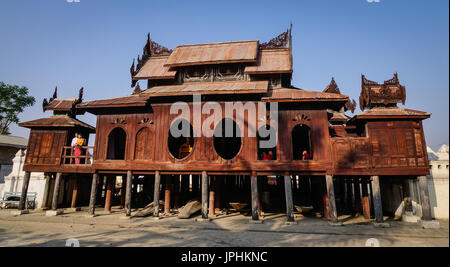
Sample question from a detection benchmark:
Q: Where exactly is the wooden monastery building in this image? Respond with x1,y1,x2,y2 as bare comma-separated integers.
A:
17,27,434,224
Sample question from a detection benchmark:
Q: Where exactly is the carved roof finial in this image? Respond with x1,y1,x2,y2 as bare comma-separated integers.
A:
77,87,84,103
323,77,341,94
345,99,357,113
260,28,290,49
42,98,48,112
132,82,141,95
49,86,57,103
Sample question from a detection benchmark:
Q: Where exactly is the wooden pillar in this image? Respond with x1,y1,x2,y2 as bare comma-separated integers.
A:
104,176,114,212
209,176,215,216
120,175,126,209
418,176,432,221
51,173,62,210
164,175,172,215
326,175,338,222
153,171,161,217
18,171,31,210
173,175,180,209
70,177,79,209
321,176,330,219
125,170,133,216
371,175,383,223
361,177,371,219
192,174,199,196
257,177,262,216
354,177,362,215
88,173,99,215
284,175,294,222
251,173,259,221
201,171,208,219
215,177,222,212
346,178,353,214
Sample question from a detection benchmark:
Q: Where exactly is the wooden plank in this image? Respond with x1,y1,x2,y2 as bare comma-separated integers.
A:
371,176,383,223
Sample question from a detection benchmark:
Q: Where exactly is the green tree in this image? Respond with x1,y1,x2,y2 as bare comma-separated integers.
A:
0,82,35,135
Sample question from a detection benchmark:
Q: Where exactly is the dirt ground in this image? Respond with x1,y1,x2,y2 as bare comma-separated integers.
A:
0,207,448,247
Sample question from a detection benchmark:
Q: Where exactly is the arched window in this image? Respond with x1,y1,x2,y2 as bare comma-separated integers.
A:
107,127,127,160
168,119,194,159
135,127,152,160
292,124,312,160
214,118,242,160
257,125,277,160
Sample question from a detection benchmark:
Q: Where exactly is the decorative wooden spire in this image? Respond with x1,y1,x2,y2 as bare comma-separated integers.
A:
323,77,341,94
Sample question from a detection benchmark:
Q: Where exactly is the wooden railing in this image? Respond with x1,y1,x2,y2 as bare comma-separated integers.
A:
62,146,95,165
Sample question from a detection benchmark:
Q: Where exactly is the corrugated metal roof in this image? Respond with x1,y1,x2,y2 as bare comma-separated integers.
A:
142,80,268,97
262,87,349,102
77,95,151,109
165,40,259,67
0,135,28,149
244,49,292,74
19,115,95,132
133,56,177,80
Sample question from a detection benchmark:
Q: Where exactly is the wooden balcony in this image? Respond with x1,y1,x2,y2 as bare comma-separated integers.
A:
62,146,95,165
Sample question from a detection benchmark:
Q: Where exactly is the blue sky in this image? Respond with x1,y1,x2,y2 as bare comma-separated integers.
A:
0,0,448,150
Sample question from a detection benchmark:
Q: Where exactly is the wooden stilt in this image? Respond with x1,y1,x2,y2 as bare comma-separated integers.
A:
18,171,31,210
346,178,353,214
284,175,294,222
70,177,79,209
325,175,338,222
51,173,62,210
354,177,362,215
164,175,172,215
104,176,114,212
371,175,383,223
209,176,215,216
322,177,330,219
173,175,180,209
251,173,259,221
257,177,262,216
125,170,133,216
201,171,208,219
88,173,99,215
153,171,161,217
215,177,222,212
120,175,126,209
418,176,432,221
361,177,371,219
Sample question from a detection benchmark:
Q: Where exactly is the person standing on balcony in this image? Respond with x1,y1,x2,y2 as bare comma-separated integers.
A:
74,133,85,164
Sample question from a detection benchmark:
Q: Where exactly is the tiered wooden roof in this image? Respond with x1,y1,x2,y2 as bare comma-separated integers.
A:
19,115,95,132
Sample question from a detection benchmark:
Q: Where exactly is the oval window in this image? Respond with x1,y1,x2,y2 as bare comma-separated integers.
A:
168,119,194,159
213,118,242,160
